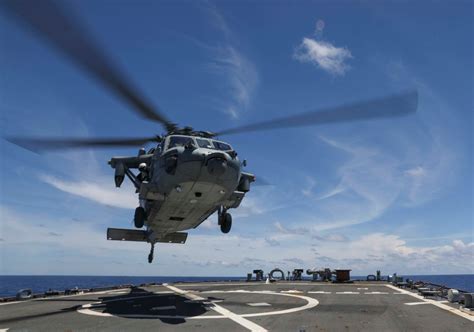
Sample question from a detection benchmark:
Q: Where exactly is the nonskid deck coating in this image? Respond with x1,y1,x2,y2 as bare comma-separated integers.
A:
0,281,472,331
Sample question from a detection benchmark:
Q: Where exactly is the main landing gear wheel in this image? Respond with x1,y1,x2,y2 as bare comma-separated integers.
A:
148,243,155,263
220,212,232,234
134,207,146,228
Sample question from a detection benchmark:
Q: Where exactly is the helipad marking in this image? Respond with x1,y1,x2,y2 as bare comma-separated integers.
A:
365,292,389,295
247,302,271,307
357,288,369,290
385,284,474,322
163,284,205,301
280,290,303,294
405,302,430,306
336,291,359,294
77,288,319,324
308,291,331,294
0,301,23,306
211,302,267,331
163,284,267,331
205,300,224,303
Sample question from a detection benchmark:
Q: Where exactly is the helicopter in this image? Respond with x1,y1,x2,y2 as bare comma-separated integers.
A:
1,1,418,263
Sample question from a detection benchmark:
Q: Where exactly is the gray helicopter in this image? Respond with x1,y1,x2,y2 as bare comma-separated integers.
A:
2,0,418,263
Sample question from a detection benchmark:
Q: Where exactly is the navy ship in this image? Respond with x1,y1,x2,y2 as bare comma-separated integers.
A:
1,270,473,331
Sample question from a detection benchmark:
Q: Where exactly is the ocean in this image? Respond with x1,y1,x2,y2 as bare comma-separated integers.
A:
0,274,472,298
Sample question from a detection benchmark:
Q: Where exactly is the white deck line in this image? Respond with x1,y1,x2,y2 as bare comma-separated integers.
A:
384,284,474,322
247,303,271,307
405,302,431,306
308,291,331,294
280,290,303,294
77,288,319,321
163,283,268,331
211,302,267,331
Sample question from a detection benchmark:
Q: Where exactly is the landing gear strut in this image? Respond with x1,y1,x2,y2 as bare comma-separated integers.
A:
219,209,232,234
148,242,155,263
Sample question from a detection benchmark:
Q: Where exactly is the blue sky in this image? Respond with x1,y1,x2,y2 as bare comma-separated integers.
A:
0,0,472,276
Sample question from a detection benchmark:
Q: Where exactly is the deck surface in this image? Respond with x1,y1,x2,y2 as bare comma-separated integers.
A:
1,281,472,331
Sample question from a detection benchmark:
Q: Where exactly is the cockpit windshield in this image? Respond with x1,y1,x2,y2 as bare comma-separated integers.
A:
196,138,214,149
166,136,233,151
168,136,194,149
195,138,232,151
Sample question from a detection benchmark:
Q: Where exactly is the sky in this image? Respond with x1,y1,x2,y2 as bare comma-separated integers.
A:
0,0,472,277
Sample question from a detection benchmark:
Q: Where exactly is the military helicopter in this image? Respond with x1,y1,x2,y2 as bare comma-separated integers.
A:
1,1,418,263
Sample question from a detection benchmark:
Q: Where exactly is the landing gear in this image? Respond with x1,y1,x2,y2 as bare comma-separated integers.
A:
134,207,146,228
148,243,155,263
219,211,232,234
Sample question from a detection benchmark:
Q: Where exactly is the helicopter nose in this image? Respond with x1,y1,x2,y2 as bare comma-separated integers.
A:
207,157,227,176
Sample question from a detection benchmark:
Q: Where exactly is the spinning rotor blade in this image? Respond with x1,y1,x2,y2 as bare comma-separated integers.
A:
6,136,159,153
1,0,175,131
253,176,272,186
215,90,418,136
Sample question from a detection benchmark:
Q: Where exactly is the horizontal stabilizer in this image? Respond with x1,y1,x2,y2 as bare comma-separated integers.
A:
107,228,188,244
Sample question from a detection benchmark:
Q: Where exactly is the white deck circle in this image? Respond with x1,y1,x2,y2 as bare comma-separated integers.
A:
77,289,319,320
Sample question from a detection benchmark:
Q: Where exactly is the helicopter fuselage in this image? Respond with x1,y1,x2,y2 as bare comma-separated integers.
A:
109,134,254,242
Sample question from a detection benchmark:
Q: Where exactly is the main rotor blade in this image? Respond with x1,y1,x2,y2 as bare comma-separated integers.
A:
215,90,418,136
6,136,159,153
1,0,175,131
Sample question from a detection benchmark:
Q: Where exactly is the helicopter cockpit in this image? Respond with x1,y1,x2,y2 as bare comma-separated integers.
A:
165,135,232,152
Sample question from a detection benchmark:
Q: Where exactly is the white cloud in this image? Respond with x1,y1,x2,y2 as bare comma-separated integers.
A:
405,166,426,177
40,174,137,209
274,221,307,235
294,38,352,76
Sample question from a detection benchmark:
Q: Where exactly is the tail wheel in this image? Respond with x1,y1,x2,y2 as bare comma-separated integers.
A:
220,212,232,234
134,207,146,228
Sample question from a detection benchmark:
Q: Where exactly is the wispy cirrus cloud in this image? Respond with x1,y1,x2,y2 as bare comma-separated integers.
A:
40,174,137,209
209,46,258,119
203,2,258,119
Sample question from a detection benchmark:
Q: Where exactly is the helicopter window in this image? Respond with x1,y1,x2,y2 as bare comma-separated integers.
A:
168,136,194,149
196,138,214,149
213,141,232,151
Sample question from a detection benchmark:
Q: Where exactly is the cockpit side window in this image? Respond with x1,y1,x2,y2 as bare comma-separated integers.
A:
213,141,232,151
196,138,214,149
168,136,194,149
